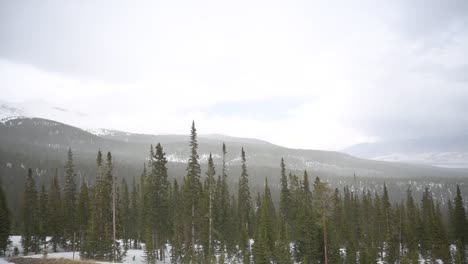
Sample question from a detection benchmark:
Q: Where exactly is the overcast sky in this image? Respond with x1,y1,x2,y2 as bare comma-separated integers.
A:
1,0,468,150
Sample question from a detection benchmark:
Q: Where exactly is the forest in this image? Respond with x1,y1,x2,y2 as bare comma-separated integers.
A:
0,122,467,264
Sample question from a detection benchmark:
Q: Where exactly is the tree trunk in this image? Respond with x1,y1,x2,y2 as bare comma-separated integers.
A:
323,215,328,264
209,187,213,260
192,202,195,255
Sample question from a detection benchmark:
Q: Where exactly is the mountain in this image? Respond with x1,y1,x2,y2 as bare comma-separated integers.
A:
2,116,468,181
1,109,467,213
344,137,468,168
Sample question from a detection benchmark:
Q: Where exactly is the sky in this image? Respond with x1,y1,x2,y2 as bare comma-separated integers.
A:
1,0,468,150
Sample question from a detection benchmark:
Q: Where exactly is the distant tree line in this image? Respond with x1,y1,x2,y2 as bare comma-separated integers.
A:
0,121,467,263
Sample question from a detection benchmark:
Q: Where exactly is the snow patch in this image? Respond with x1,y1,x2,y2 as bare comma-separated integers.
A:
85,128,117,136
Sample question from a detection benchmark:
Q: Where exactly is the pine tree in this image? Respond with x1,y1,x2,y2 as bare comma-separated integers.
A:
155,143,170,260
295,172,318,262
420,187,434,259
183,121,202,260
38,184,49,253
404,186,419,263
129,177,140,249
21,168,39,255
279,158,290,224
106,152,122,262
82,150,119,261
81,152,101,259
120,178,130,251
77,180,90,255
453,185,467,261
253,178,276,264
48,169,63,252
214,142,232,258
205,153,216,262
314,177,333,264
63,148,77,251
238,147,252,263
0,178,10,256
171,179,184,263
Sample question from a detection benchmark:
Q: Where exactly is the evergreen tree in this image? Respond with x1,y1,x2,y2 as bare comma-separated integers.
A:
253,179,275,264
279,158,290,224
171,179,184,263
0,178,10,256
143,143,170,263
183,121,202,260
404,186,419,263
106,152,122,262
82,151,121,261
205,153,216,262
119,178,130,251
48,169,63,252
129,177,141,249
38,184,49,253
63,148,77,251
77,180,90,254
314,177,333,264
238,147,252,263
453,185,467,261
420,187,434,259
214,143,232,258
21,168,39,255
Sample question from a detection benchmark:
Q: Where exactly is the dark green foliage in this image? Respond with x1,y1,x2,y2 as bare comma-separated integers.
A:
453,185,467,261
143,143,170,263
0,178,10,256
77,181,90,255
183,121,202,261
4,122,466,264
81,151,123,262
21,168,39,255
38,184,49,253
237,147,252,263
279,158,290,224
119,178,130,250
47,170,62,252
63,148,77,250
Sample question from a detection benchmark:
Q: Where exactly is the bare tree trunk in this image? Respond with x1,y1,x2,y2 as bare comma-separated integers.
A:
72,232,76,260
209,186,213,260
323,215,328,264
191,202,195,259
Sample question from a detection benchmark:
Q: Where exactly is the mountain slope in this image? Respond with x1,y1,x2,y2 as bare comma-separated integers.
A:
344,137,468,168
1,116,467,215
1,116,467,180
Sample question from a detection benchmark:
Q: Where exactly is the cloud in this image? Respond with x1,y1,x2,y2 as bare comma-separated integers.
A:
1,0,468,150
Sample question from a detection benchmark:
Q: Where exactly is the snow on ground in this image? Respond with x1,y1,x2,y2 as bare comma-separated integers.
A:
0,258,14,264
27,250,160,264
5,236,161,264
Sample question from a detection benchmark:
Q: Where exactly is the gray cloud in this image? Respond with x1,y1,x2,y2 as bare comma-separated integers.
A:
1,0,468,149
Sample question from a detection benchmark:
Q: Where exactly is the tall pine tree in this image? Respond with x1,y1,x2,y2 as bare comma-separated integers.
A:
21,168,39,255
238,147,252,263
0,178,10,256
63,148,77,251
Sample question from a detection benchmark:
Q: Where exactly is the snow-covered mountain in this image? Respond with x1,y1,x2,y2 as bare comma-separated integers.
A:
344,138,468,168
0,100,88,127
3,100,468,168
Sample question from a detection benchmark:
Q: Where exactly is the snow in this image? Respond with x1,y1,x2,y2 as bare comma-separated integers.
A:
25,249,164,264
0,100,88,129
374,152,468,168
166,153,187,163
85,128,117,136
0,258,13,264
3,236,163,264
